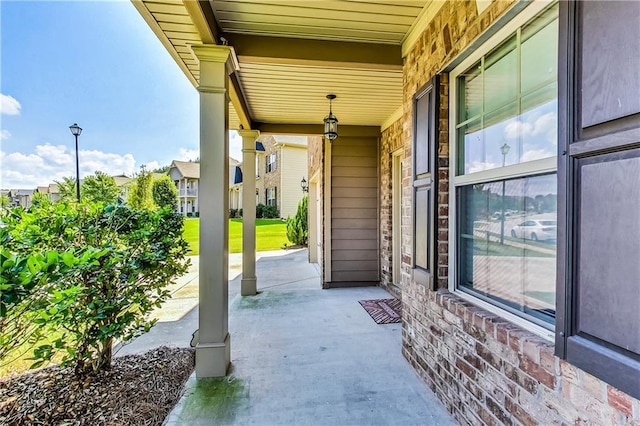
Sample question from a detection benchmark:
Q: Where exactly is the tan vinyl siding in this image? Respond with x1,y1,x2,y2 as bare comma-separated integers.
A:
279,144,308,218
330,137,379,283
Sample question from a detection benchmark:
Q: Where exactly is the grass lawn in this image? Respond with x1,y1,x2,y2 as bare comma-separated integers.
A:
183,218,289,255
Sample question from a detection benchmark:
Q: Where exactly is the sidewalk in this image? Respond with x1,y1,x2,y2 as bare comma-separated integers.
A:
118,249,455,425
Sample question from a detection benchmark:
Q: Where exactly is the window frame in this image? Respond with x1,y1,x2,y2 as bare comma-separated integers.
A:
266,187,276,207
266,153,277,173
448,0,559,340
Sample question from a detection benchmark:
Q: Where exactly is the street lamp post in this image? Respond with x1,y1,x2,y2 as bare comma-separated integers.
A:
500,143,510,244
69,123,83,203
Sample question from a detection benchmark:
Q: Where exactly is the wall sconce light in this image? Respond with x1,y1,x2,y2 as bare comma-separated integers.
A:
323,94,338,141
301,177,309,193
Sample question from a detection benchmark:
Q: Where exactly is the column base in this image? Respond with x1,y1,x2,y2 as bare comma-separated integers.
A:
241,277,257,296
195,333,230,377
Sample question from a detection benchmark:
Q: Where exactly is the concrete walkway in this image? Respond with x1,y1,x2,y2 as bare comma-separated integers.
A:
118,249,455,425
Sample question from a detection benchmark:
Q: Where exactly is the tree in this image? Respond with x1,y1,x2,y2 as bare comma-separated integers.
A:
127,166,155,210
151,164,170,174
30,192,51,208
286,195,308,246
81,171,120,205
1,194,10,209
55,176,78,202
152,176,178,210
0,201,189,374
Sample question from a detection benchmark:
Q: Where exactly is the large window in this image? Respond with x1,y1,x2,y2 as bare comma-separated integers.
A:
451,3,558,328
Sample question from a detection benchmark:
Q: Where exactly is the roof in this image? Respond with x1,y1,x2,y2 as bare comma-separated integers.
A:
170,160,200,179
112,175,132,187
36,186,49,194
273,135,307,147
132,0,436,131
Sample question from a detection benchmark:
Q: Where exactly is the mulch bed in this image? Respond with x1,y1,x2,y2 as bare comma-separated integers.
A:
0,346,194,426
358,298,402,324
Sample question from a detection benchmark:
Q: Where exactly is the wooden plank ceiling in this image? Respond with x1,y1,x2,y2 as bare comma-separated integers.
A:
133,0,432,131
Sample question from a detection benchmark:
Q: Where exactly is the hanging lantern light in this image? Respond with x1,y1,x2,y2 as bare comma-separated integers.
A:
323,94,338,141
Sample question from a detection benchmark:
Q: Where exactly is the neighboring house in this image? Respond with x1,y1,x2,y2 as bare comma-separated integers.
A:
136,1,640,422
228,157,241,211
7,189,34,208
168,160,200,216
233,136,307,218
34,184,60,202
112,174,133,201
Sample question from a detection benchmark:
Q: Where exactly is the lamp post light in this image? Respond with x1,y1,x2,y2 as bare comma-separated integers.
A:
499,143,510,244
301,177,309,193
69,123,83,203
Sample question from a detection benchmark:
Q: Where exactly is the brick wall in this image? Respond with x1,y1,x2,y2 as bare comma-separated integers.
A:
307,135,326,284
397,1,640,424
380,120,404,299
259,136,281,212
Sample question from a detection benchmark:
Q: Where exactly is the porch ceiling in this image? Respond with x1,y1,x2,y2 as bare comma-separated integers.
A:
133,0,438,131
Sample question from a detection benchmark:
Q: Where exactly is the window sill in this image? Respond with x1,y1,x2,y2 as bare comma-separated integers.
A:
452,289,555,342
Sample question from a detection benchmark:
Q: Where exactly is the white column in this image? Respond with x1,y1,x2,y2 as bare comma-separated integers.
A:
191,44,232,378
238,129,260,296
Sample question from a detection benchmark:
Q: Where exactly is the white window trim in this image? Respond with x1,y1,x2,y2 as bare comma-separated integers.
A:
448,0,557,341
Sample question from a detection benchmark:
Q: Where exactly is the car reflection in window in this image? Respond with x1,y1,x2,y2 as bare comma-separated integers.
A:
511,220,556,242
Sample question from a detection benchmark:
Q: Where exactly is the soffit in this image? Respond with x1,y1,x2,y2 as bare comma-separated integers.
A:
134,0,432,130
211,0,427,44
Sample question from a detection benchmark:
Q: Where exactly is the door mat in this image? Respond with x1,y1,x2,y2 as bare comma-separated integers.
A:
358,299,402,324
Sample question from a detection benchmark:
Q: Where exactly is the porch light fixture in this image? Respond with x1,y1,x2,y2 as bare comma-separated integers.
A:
323,94,338,141
301,177,309,193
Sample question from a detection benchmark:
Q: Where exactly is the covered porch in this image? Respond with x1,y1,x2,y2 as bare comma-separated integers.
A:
132,0,417,378
119,249,455,425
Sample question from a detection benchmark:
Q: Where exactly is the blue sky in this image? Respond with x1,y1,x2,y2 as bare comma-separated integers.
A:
1,0,241,188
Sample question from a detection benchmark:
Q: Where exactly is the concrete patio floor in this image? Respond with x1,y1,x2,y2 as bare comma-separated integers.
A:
118,249,456,425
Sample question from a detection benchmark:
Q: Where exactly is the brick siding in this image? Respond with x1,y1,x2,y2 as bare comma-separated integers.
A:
380,120,404,299
392,1,640,424
307,135,326,285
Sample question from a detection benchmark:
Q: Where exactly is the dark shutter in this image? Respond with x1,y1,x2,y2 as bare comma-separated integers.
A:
412,76,439,289
557,0,640,399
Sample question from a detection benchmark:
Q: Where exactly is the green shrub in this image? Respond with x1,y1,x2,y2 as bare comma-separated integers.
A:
286,195,308,246
152,175,178,210
256,204,278,219
0,202,189,375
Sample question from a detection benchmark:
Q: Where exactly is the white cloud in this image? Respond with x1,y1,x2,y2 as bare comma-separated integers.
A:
467,160,499,174
0,94,21,116
145,161,160,171
1,144,138,188
504,120,533,140
1,130,10,140
520,149,554,163
178,148,200,161
503,111,557,143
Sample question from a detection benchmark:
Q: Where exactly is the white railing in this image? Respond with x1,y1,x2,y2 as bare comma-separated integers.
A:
179,189,197,197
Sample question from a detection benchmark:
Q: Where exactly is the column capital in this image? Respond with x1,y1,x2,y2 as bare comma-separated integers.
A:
237,129,260,140
190,44,240,74
191,44,231,63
